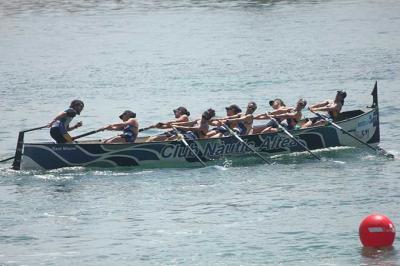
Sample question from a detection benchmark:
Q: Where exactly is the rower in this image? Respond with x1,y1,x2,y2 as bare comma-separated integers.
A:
224,101,257,135
303,90,347,128
268,99,307,132
172,108,216,140
146,106,190,142
48,100,84,143
102,110,139,143
206,104,242,138
253,98,290,134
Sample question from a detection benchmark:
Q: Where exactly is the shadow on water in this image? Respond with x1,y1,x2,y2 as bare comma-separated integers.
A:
360,246,398,266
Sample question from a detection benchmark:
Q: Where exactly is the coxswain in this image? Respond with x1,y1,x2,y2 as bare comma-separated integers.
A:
48,99,84,143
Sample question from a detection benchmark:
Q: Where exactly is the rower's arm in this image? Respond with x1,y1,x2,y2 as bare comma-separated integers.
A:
67,121,82,131
104,119,137,131
209,117,230,126
213,113,242,121
48,111,67,127
153,122,168,129
272,112,297,120
312,102,338,112
269,107,293,115
159,115,189,128
310,100,329,109
254,108,292,120
226,113,241,119
226,115,250,123
253,113,269,120
171,120,197,127
104,123,123,131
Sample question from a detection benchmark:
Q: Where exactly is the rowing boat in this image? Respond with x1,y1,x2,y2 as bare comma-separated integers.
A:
19,83,381,170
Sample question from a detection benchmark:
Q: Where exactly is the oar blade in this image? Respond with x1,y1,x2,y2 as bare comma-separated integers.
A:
377,147,395,159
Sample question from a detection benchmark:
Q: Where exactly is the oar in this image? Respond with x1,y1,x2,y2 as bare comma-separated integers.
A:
269,117,321,160
139,126,154,132
0,156,15,163
222,125,273,164
172,126,207,167
310,110,394,159
12,125,48,170
21,125,48,133
72,128,104,140
75,125,154,141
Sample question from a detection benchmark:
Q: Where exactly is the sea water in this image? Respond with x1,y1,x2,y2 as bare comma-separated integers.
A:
1,0,400,264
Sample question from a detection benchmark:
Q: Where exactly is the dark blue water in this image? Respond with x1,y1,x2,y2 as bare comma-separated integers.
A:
1,0,400,264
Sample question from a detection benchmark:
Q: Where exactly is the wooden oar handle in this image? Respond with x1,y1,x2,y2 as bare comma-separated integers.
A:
72,128,104,140
21,125,48,133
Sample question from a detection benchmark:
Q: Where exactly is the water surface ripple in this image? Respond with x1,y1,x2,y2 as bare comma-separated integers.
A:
1,0,400,265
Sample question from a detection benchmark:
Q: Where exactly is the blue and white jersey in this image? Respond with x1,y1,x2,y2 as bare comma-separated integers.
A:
51,108,77,134
121,124,138,143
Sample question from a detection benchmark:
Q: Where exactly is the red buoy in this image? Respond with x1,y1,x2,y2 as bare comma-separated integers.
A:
359,214,396,248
